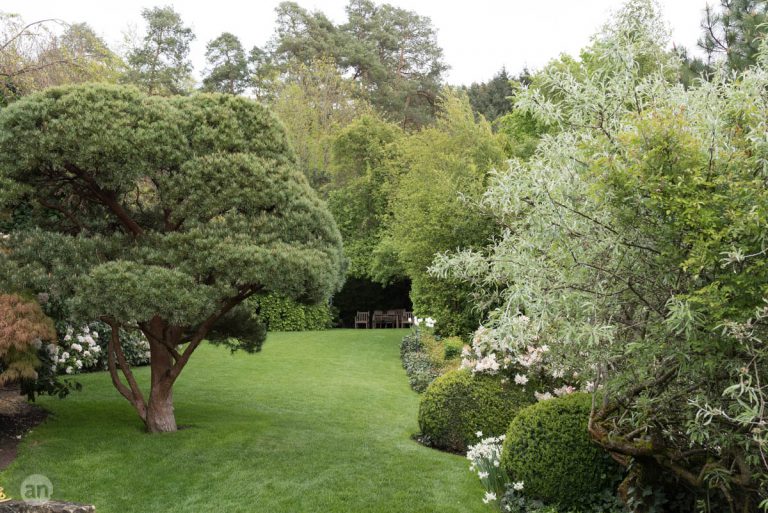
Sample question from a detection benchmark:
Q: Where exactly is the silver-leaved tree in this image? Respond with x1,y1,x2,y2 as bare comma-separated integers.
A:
432,1,768,509
0,84,345,433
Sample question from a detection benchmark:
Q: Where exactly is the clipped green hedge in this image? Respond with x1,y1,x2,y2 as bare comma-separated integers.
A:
247,294,332,331
501,393,621,509
418,369,534,452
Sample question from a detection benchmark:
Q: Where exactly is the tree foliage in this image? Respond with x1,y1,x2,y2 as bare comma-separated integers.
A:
272,58,371,189
0,14,121,104
0,294,56,386
268,0,447,128
378,89,506,336
700,0,768,71
201,32,250,95
0,84,345,432
124,6,195,95
432,0,768,508
326,114,403,278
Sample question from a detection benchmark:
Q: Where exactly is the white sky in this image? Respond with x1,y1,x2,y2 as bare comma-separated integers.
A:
3,0,713,85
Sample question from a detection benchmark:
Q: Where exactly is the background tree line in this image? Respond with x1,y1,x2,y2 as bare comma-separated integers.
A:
2,0,765,341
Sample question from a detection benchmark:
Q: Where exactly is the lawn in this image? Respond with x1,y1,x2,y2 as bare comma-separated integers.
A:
1,329,489,513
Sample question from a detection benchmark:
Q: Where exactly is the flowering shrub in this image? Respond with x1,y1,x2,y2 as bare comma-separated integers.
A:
50,322,150,375
458,319,592,408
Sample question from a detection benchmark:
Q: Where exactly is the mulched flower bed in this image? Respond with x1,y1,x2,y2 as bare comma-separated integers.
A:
0,390,48,470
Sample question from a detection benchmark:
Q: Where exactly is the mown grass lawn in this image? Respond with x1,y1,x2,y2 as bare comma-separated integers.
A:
1,329,489,512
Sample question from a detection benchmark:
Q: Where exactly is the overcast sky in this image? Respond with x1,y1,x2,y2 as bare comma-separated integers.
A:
3,0,713,85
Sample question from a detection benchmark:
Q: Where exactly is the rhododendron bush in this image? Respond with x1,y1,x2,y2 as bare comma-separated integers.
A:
431,0,768,509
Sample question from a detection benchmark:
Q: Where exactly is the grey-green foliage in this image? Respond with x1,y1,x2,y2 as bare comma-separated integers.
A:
125,6,195,95
0,84,345,388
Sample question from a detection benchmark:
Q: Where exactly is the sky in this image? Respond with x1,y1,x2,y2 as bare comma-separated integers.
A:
3,0,714,85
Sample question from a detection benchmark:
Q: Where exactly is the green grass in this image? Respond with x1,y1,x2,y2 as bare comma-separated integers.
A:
2,329,489,512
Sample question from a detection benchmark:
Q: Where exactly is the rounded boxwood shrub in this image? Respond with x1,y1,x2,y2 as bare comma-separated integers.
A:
501,392,621,508
418,369,534,452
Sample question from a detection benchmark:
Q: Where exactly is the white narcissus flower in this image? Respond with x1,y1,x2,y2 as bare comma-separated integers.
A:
478,471,489,479
513,481,524,491
482,492,496,504
476,431,483,438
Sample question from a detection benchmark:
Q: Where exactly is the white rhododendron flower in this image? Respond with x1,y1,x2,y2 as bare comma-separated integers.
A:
534,391,554,401
514,373,529,385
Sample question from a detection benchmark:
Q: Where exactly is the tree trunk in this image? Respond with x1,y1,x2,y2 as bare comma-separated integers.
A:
146,381,176,433
145,335,177,433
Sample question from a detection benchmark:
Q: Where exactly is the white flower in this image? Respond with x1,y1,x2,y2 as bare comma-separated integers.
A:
91,331,99,339
493,460,500,467
476,431,483,438
474,354,500,374
478,471,489,479
70,343,83,352
553,385,576,397
534,391,554,401
65,366,73,374
47,344,58,355
83,350,91,358
482,492,497,504
91,345,101,353
584,381,596,393
75,360,83,369
50,364,57,372
76,335,85,343
514,373,529,385
63,334,71,342
425,317,436,328
61,351,70,360
513,481,524,491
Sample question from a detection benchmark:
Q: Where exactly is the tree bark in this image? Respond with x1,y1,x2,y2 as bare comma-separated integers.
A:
146,380,176,433
145,323,178,433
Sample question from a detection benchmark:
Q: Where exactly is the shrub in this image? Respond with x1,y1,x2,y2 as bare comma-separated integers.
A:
443,337,463,360
52,322,151,374
401,351,439,393
247,294,332,331
418,369,534,452
400,333,422,357
501,393,621,509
